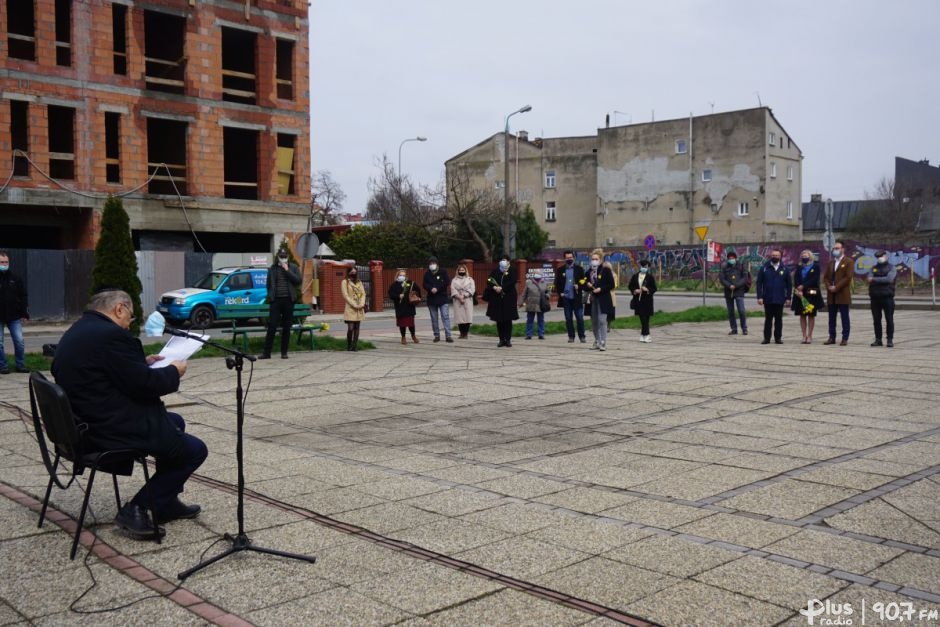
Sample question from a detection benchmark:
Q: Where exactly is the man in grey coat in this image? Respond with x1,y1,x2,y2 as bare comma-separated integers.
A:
867,250,897,347
718,251,749,335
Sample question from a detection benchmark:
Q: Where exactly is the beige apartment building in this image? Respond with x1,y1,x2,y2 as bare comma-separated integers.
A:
445,107,802,250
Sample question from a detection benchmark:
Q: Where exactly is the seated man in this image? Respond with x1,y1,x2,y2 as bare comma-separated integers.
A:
52,289,207,538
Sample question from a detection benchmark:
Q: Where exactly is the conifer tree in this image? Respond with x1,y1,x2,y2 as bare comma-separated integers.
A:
92,195,143,334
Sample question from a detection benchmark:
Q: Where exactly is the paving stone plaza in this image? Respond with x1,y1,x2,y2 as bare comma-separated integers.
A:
1,310,939,625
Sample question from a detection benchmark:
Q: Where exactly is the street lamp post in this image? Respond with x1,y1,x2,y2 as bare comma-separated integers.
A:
503,105,532,257
398,136,427,221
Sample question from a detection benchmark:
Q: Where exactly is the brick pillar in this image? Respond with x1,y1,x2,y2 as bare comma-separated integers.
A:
318,260,353,314
369,260,385,312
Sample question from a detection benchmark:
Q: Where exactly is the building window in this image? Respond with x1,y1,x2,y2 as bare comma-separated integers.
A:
144,11,186,94
702,169,712,182
787,165,794,181
779,136,784,149
146,118,187,195
275,39,294,100
710,202,719,214
770,162,777,178
7,0,36,60
547,239,556,248
48,105,76,179
222,27,257,104
275,133,296,195
10,101,29,177
545,201,556,222
768,131,776,146
675,139,687,154
495,180,504,189
737,201,749,216
105,112,121,183
787,200,794,219
545,170,556,188
224,127,259,199
54,0,71,66
112,3,127,75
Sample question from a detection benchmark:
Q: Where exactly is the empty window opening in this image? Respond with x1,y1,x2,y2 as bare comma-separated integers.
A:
276,133,296,195
275,39,294,100
105,112,121,183
675,139,687,154
112,3,127,75
48,105,76,179
54,0,71,66
146,118,187,195
224,127,258,199
545,170,556,188
10,100,29,177
7,0,36,60
545,201,556,222
144,11,186,94
222,28,257,104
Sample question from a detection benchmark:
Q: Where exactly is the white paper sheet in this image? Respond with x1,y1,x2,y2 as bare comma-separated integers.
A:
150,333,206,368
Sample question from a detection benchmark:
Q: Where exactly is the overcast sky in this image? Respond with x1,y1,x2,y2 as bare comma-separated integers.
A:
309,0,940,214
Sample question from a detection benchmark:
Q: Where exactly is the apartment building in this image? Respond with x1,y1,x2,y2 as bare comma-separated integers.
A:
445,107,803,250
0,0,310,251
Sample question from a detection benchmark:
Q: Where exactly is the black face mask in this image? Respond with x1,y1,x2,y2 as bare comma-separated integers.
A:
771,258,781,264
458,271,466,276
565,259,574,266
349,274,357,280
802,258,811,264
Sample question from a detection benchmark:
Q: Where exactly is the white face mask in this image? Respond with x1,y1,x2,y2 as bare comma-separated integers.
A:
590,259,601,268
397,275,406,283
877,256,887,264
639,267,648,274
498,261,509,271
429,264,438,272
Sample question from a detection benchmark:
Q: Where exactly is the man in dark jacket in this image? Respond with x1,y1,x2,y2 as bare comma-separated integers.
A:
52,289,207,538
0,250,29,374
867,250,897,347
755,248,792,344
422,257,453,343
261,247,302,359
718,251,749,336
554,250,586,343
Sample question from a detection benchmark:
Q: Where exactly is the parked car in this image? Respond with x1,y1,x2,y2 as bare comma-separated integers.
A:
157,267,267,327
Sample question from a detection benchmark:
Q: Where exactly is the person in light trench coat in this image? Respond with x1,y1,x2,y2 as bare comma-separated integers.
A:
450,263,476,339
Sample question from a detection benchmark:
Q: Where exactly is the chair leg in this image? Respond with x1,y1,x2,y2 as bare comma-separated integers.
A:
71,468,97,560
112,474,122,512
38,454,60,528
139,459,161,545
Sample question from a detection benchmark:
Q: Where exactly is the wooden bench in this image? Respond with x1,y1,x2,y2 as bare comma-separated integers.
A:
216,304,319,352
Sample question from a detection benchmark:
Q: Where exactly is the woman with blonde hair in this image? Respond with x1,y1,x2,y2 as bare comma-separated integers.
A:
792,249,824,344
341,266,366,351
585,248,615,350
450,263,476,339
388,269,421,344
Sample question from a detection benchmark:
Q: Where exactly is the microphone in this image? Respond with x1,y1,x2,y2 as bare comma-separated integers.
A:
144,311,204,339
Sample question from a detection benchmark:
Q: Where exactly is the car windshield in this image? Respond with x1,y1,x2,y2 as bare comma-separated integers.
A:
192,272,228,290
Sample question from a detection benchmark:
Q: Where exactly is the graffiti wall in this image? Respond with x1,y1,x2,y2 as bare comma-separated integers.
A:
554,240,939,282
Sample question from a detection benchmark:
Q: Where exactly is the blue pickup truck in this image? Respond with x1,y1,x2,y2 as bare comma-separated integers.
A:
157,267,268,327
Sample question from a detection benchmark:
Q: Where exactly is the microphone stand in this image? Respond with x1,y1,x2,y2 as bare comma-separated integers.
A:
166,327,317,580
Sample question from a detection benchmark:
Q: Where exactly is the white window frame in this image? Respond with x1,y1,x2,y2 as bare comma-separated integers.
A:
545,201,556,222
787,200,794,219
495,180,505,189
787,165,794,181
770,162,777,178
675,139,687,154
768,131,776,146
737,201,749,216
544,170,556,188
702,169,712,182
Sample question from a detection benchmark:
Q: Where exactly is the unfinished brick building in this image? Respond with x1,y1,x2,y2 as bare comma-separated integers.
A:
0,0,310,251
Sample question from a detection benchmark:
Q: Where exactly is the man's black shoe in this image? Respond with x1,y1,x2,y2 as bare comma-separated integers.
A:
281,354,289,359
258,354,271,360
14,366,29,373
153,498,201,524
871,340,883,347
0,368,9,375
775,339,783,344
742,329,748,335
729,330,738,335
761,339,770,345
886,340,894,348
115,503,166,539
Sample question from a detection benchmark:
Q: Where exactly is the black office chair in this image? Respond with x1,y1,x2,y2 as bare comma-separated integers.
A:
28,372,161,559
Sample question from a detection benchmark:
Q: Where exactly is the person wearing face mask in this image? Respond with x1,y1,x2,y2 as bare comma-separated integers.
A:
866,250,896,347
422,257,453,343
755,248,792,344
341,266,367,351
450,264,476,339
718,251,749,336
791,250,824,344
260,247,302,360
0,250,29,374
584,248,615,351
554,250,586,343
483,256,519,347
628,259,657,343
822,239,853,346
519,271,548,340
388,270,421,344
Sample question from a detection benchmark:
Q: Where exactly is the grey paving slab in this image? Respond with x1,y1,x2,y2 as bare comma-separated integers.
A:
676,513,801,549
534,557,679,612
389,518,512,554
334,501,448,534
246,586,413,626
763,529,904,575
600,499,714,529
718,479,859,519
456,536,589,579
605,534,741,577
533,487,639,514
34,597,208,626
525,517,654,554
825,499,940,548
627,580,793,627
795,466,895,491
458,502,572,534
869,553,940,594
412,588,592,626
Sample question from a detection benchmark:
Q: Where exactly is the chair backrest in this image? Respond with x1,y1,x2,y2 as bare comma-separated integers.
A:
29,371,84,465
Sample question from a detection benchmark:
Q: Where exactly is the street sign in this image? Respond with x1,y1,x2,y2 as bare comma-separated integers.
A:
297,232,320,259
644,234,656,251
707,241,723,262
694,225,709,241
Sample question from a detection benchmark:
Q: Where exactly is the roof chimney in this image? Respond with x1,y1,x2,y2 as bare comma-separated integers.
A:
811,193,822,203
517,130,528,142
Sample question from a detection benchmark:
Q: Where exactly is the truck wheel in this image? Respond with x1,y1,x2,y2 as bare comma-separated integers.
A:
190,305,215,328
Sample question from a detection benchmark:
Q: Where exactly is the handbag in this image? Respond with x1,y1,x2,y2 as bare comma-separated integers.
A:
539,293,551,312
408,289,421,305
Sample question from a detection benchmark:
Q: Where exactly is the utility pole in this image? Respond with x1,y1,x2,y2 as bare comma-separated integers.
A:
503,105,532,257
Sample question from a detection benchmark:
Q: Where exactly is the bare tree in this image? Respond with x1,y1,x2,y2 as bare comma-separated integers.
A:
848,177,920,241
443,167,507,262
365,155,442,225
310,170,346,226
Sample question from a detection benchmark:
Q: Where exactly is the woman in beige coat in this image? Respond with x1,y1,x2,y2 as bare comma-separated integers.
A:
341,266,366,351
450,263,476,339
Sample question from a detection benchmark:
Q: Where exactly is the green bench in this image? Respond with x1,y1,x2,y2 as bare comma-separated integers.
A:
216,304,320,352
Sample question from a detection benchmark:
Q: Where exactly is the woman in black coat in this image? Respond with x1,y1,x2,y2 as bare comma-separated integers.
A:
585,249,615,350
792,250,825,344
628,259,657,343
388,269,422,344
484,256,519,347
